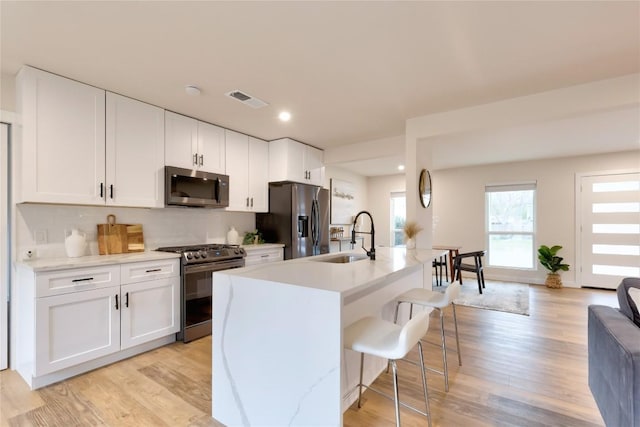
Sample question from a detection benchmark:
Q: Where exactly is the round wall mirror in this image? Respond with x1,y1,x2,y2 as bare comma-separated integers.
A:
419,169,432,208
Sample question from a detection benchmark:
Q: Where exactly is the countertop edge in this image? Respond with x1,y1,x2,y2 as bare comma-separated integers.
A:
15,251,181,272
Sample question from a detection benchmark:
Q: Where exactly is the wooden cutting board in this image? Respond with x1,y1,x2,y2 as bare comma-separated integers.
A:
97,215,144,254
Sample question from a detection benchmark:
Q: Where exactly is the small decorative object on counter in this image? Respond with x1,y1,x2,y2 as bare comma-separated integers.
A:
227,226,239,245
403,221,423,250
64,229,87,258
243,230,265,245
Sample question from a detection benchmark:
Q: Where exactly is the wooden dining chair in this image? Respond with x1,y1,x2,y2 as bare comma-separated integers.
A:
453,250,486,294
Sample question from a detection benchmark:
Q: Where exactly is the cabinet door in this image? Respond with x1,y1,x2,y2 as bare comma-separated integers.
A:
197,121,226,174
35,287,120,376
225,129,249,211
106,93,165,208
165,111,198,169
120,277,180,350
248,137,269,212
304,146,325,186
269,138,305,183
17,66,106,205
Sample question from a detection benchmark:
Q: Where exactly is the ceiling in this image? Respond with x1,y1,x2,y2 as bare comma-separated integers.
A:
1,1,639,175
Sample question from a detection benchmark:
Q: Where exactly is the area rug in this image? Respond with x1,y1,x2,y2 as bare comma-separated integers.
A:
434,279,530,316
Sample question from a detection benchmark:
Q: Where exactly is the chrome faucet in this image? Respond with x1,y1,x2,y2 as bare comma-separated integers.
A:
351,210,375,260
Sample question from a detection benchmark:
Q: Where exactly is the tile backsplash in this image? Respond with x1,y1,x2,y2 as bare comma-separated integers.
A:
17,204,255,259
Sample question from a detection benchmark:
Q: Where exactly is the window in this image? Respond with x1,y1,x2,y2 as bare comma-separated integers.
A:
390,192,406,247
485,183,536,268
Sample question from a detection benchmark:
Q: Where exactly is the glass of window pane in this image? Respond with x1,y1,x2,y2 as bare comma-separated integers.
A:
488,234,534,268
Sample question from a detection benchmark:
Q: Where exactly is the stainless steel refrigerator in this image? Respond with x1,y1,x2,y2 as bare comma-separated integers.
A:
256,182,329,259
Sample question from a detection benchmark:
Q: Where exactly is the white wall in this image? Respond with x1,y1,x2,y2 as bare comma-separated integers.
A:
323,165,368,246
16,204,255,260
432,150,640,286
366,174,406,247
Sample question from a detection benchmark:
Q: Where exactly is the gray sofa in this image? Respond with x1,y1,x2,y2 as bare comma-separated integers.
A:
588,277,640,427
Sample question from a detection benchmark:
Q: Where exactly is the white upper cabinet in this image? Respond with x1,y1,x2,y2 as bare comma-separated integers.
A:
165,111,225,174
225,130,268,212
106,92,165,208
17,66,106,205
268,138,325,186
17,66,165,208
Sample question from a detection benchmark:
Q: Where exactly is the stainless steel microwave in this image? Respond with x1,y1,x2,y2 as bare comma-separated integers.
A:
165,166,229,208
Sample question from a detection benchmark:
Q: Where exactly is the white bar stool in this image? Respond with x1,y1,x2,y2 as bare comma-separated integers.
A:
344,310,433,427
393,281,462,392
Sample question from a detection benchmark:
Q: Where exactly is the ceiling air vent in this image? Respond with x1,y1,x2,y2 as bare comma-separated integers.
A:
225,90,269,109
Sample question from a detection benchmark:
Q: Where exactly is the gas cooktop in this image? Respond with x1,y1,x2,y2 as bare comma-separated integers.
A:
156,244,246,264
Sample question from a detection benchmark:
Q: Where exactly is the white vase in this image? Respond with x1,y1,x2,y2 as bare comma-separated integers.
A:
406,238,416,249
227,226,239,245
65,229,86,258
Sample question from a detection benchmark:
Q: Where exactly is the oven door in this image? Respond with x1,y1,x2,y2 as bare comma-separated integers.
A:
180,259,244,342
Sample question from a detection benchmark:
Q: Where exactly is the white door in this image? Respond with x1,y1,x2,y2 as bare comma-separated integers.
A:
0,123,8,370
18,66,106,205
120,278,180,350
248,137,269,212
225,130,249,211
579,172,640,289
106,92,165,208
165,111,198,170
197,121,226,174
35,288,120,376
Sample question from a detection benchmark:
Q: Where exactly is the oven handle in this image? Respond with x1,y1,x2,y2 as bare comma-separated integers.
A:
183,260,245,274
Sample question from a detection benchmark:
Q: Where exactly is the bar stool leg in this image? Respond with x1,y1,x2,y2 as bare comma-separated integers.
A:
391,360,401,427
452,303,462,366
417,341,432,427
357,353,365,408
438,308,449,392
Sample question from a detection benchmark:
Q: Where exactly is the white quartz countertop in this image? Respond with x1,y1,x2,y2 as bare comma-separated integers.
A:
15,251,181,272
217,247,444,299
240,243,284,251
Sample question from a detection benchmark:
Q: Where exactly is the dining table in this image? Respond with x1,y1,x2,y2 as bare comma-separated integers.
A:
432,244,462,281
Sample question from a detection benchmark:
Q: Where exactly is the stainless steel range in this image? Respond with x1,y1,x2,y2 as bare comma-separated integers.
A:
156,244,246,342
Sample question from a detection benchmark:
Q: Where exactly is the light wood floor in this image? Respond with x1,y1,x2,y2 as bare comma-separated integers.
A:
0,285,617,426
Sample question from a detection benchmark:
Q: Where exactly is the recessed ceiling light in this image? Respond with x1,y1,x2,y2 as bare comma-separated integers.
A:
279,111,291,122
185,85,201,96
398,165,405,171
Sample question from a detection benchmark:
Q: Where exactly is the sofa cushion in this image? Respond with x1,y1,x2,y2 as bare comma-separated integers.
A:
617,277,640,326
630,288,640,323
588,305,640,427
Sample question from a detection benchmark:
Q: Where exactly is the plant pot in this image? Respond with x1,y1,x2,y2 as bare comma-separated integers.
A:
545,272,563,289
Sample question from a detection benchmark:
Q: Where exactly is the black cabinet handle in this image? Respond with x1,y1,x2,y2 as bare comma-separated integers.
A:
145,268,161,273
125,292,129,308
115,294,119,310
199,154,204,166
193,153,198,165
250,197,254,208
109,184,114,199
71,277,93,283
100,182,104,198
246,197,249,207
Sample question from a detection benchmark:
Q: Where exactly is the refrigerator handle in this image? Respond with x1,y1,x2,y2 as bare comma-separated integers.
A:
311,200,318,246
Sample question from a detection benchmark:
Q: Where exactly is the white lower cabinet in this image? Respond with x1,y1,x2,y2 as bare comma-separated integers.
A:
243,245,284,266
35,286,120,376
121,278,180,350
16,257,180,389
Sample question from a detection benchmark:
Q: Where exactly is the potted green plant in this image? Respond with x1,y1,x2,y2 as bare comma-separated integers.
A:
538,245,570,288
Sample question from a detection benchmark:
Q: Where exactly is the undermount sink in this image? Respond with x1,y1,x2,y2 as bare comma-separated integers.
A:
313,254,369,264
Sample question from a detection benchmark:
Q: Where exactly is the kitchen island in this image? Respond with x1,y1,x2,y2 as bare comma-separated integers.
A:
212,247,440,426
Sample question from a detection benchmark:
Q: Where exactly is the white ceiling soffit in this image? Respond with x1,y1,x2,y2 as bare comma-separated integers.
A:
1,1,638,150
429,106,640,171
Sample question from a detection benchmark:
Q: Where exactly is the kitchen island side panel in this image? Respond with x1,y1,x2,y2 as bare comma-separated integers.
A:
212,273,342,426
